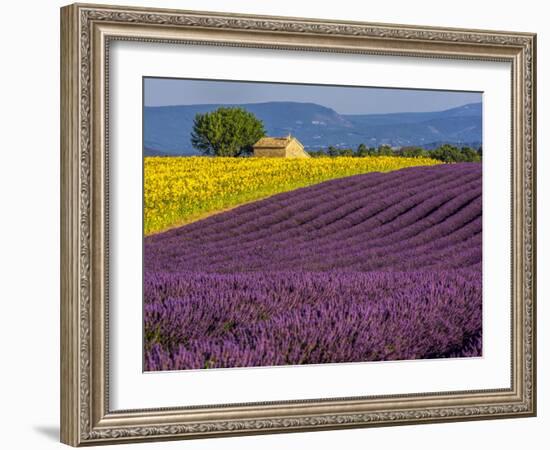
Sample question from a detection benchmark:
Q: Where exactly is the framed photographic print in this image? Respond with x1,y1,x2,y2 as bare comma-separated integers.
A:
60,3,537,446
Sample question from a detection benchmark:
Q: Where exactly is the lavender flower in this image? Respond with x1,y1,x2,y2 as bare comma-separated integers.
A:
144,163,482,371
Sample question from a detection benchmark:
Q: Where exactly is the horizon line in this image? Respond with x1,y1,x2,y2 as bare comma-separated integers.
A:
144,99,482,116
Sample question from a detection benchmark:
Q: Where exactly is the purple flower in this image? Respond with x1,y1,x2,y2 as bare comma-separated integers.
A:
144,163,482,371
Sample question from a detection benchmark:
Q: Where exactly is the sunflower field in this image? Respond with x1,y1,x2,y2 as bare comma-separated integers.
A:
144,155,441,235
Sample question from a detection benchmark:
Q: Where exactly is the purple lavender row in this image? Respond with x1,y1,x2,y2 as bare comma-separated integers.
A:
144,169,481,273
157,214,480,274
145,164,481,271
161,170,480,262
161,187,481,273
144,269,481,370
144,163,483,370
147,163,477,249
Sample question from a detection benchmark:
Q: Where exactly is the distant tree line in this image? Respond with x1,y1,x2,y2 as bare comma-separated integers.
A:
308,144,482,163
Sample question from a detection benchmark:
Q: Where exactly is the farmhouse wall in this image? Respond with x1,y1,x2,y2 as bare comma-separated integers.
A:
254,148,287,157
252,136,310,158
285,141,310,158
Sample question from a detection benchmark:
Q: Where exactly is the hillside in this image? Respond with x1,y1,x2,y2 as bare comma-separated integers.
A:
144,163,482,370
144,101,482,155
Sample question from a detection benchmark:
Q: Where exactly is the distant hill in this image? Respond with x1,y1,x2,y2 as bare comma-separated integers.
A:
144,101,482,155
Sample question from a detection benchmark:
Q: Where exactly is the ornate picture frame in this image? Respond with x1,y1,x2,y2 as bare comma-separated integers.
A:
60,2,536,446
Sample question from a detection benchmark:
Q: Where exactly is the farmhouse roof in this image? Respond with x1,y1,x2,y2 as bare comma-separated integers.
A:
253,135,303,149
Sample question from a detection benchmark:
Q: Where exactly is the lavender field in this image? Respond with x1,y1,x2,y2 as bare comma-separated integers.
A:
144,163,482,371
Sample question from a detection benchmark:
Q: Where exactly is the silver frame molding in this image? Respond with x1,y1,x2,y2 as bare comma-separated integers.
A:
60,3,536,446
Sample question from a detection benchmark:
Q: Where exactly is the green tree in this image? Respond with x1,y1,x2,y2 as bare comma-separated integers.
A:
356,143,369,157
191,107,265,156
339,148,354,157
431,144,464,163
377,145,394,156
401,146,428,158
460,146,481,162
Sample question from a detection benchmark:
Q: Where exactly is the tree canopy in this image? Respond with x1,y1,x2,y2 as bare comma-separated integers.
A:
190,107,266,157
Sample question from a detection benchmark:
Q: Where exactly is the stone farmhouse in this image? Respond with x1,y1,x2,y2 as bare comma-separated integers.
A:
252,135,310,158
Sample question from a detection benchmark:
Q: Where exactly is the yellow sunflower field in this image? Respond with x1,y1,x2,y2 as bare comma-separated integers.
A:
144,156,441,235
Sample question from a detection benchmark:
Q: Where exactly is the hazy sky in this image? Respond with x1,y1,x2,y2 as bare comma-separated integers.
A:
144,77,481,115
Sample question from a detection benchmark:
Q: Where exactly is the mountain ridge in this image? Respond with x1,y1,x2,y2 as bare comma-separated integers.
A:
144,101,482,155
